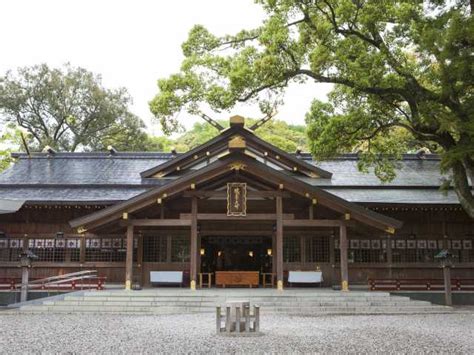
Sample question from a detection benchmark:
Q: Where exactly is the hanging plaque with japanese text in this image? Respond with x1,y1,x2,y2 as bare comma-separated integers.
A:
227,182,247,216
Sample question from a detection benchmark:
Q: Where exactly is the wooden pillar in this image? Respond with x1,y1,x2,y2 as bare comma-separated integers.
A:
137,234,144,286
443,265,453,306
339,224,349,291
22,234,29,253
79,235,86,265
329,233,336,286
20,265,29,303
125,225,134,290
271,233,276,274
276,196,283,290
190,197,198,290
197,233,202,274
386,235,393,279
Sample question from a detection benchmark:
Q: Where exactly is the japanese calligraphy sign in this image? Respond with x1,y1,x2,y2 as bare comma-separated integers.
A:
227,182,247,216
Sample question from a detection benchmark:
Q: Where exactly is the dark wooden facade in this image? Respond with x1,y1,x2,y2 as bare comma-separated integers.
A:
1,203,473,288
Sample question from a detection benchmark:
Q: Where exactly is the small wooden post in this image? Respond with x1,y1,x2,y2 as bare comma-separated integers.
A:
225,306,231,332
443,265,453,306
236,306,241,333
245,305,250,332
339,224,349,291
125,225,134,290
254,305,260,332
216,306,221,334
20,266,29,303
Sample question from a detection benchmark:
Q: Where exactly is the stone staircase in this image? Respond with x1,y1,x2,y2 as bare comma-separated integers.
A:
16,289,451,315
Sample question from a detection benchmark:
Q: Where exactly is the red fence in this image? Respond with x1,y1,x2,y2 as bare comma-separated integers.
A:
368,278,474,291
0,271,106,291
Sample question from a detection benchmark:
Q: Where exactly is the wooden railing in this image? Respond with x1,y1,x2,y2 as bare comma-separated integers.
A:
368,278,474,291
0,270,106,291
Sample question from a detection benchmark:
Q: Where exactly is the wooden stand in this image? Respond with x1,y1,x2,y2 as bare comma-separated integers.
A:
261,273,275,288
215,271,259,288
199,272,213,288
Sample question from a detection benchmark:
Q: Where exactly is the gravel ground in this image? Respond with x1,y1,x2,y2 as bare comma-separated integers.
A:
0,312,473,354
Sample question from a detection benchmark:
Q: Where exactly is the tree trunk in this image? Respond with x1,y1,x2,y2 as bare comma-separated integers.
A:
452,161,474,219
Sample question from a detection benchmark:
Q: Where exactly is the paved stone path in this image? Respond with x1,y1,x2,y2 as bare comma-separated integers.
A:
0,312,473,353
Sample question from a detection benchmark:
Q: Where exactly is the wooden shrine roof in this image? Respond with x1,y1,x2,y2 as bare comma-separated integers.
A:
0,117,464,205
69,150,403,233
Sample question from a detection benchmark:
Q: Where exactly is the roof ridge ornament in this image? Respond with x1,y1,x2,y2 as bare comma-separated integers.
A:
229,115,245,127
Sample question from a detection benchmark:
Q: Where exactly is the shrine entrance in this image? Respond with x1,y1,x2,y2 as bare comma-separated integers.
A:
200,236,273,274
200,235,273,288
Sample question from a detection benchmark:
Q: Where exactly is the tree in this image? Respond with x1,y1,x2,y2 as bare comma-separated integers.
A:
0,63,147,152
0,124,26,172
150,1,474,218
175,118,309,152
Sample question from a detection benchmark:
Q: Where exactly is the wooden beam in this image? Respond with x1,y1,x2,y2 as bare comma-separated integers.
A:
183,190,291,198
200,230,273,236
283,219,349,227
276,196,283,290
190,197,198,290
125,225,134,290
120,219,192,227
339,224,349,292
180,213,294,220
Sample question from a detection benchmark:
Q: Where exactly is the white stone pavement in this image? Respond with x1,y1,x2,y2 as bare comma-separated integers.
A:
0,312,473,354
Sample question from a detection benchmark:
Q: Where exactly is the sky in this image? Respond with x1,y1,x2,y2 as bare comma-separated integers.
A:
0,0,331,136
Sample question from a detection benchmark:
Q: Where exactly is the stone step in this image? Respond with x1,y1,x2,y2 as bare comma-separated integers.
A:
62,298,414,306
19,305,449,315
64,295,407,303
19,290,449,315
23,301,443,312
74,292,392,298
50,300,432,307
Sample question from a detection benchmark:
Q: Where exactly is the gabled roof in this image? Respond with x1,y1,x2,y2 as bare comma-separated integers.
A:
0,115,463,205
140,117,332,179
70,151,402,233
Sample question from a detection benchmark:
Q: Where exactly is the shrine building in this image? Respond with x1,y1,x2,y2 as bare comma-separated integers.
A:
0,115,472,290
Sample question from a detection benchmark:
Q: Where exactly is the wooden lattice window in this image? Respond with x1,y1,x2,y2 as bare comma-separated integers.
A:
28,238,66,262
0,238,23,262
305,236,330,263
143,235,167,262
283,236,300,263
171,235,190,262
392,239,443,263
85,237,135,262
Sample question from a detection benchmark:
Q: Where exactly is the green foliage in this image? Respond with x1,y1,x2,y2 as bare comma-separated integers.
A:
0,63,147,152
0,124,26,172
150,0,474,217
144,135,176,152
175,118,308,152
